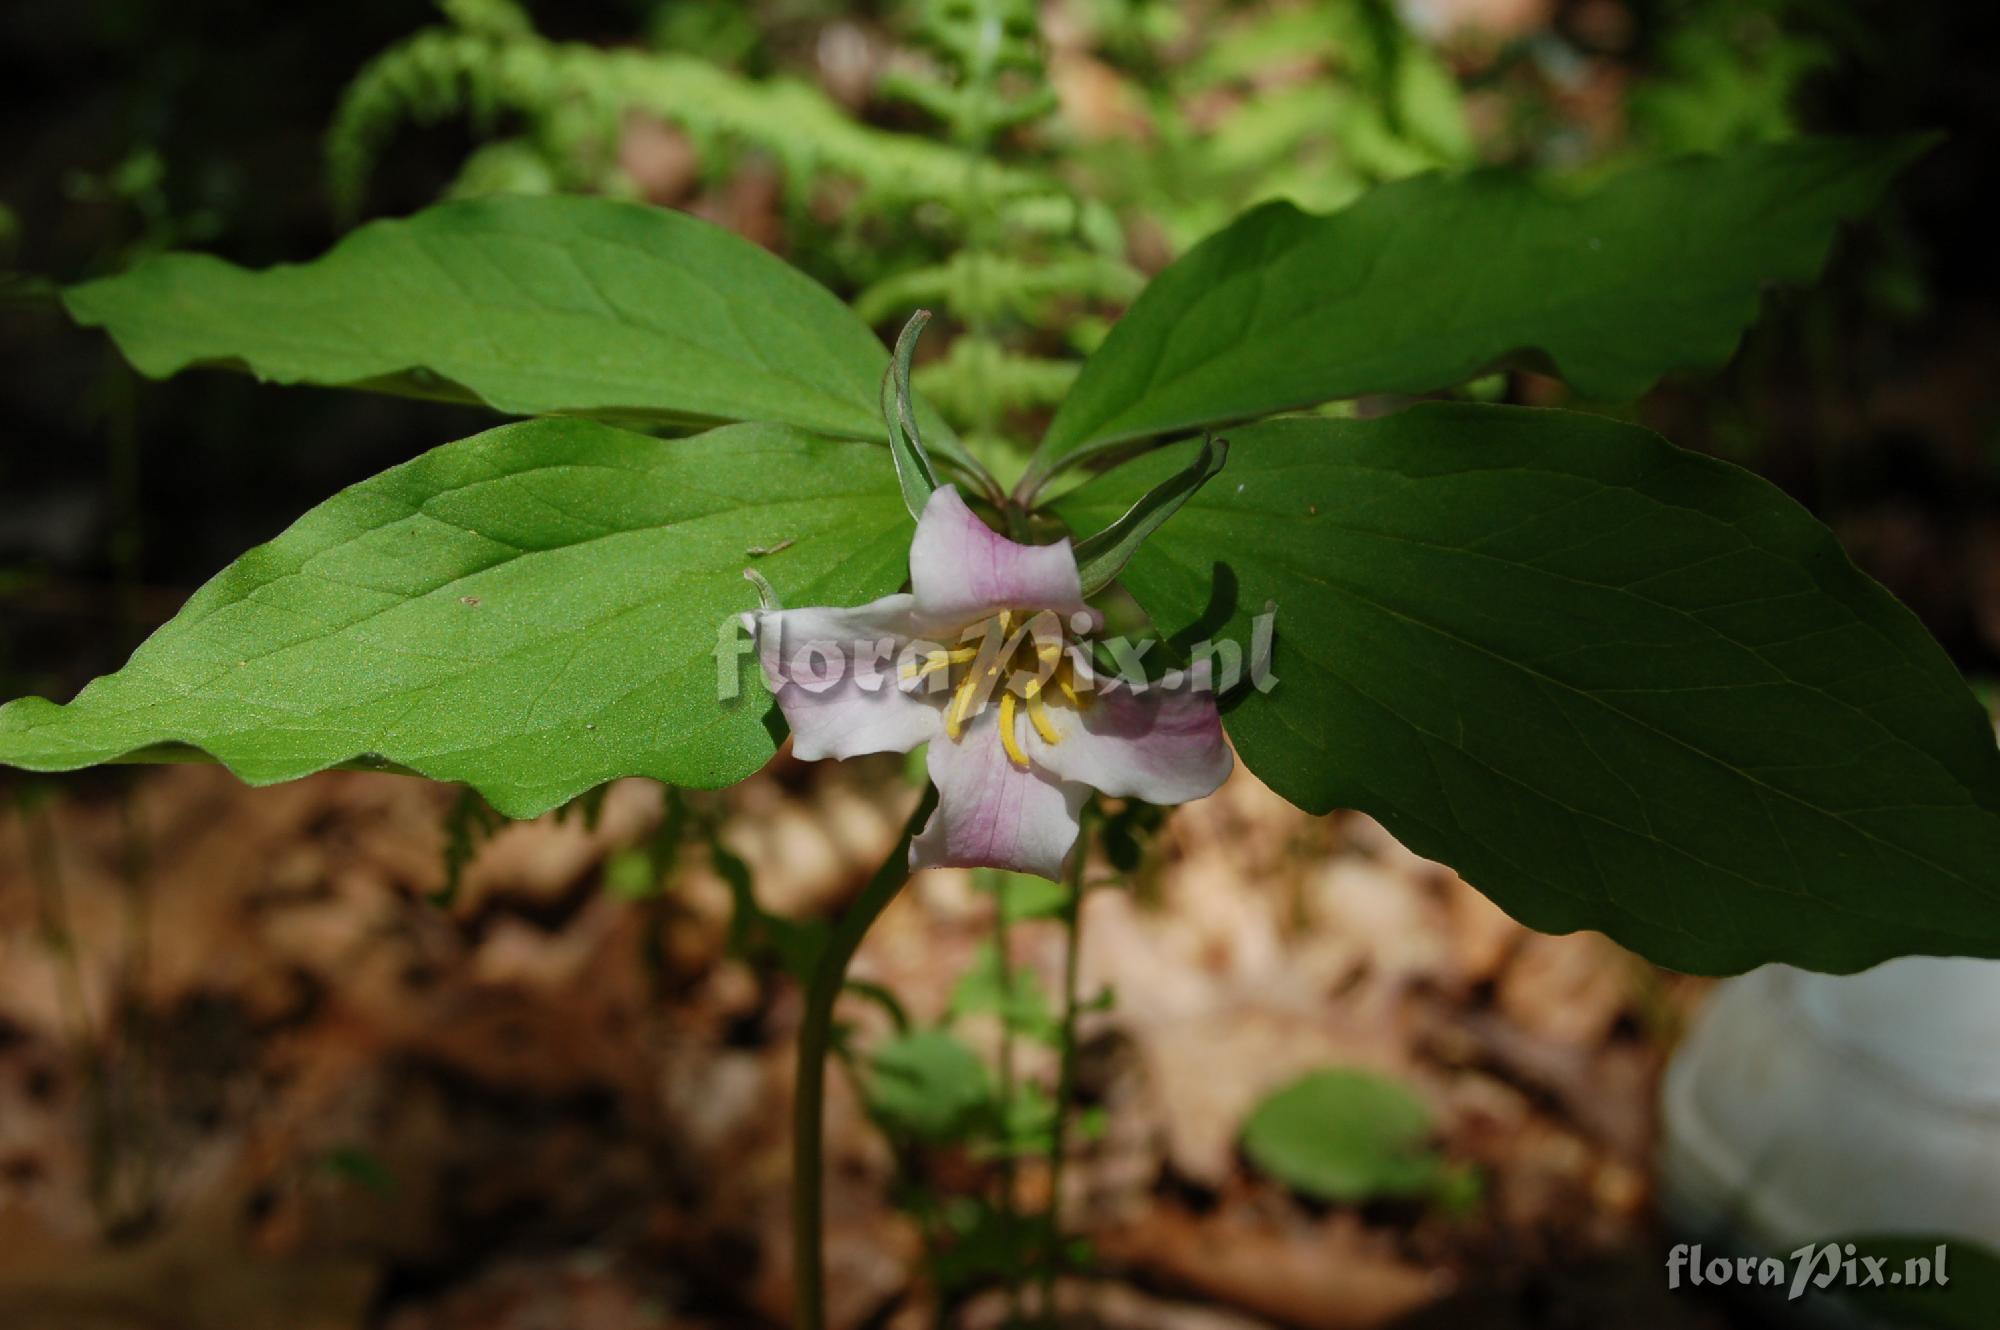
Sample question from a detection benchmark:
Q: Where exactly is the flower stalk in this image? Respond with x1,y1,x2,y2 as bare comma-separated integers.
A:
793,786,937,1330
1040,802,1093,1321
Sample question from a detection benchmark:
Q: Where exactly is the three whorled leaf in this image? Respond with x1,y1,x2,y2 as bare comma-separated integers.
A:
0,419,910,817
1056,406,2000,975
63,194,963,456
1027,136,1928,490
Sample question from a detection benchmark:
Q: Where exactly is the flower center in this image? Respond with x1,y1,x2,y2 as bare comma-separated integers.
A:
902,609,1089,769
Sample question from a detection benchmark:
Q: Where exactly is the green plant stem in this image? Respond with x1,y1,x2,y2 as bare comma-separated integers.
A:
993,873,1025,1325
1040,806,1093,1323
794,786,935,1330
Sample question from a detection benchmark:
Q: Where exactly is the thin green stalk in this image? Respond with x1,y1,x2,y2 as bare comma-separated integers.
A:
794,787,936,1330
1040,807,1093,1323
993,872,1025,1326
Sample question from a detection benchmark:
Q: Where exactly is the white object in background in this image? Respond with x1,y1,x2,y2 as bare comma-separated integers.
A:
1661,957,2000,1249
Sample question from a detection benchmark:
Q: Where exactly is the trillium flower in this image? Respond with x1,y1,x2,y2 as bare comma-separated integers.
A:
745,485,1232,879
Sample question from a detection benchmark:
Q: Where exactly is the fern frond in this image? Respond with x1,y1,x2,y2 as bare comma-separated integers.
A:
854,250,1143,326
912,336,1080,423
327,13,1049,218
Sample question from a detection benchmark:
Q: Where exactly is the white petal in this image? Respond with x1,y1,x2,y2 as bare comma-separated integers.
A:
749,595,940,760
910,486,1092,625
1025,667,1233,805
912,711,1086,879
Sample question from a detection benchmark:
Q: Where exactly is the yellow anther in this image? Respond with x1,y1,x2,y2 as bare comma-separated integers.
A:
901,644,977,681
998,692,1030,768
945,664,986,739
1026,689,1063,746
930,609,1093,748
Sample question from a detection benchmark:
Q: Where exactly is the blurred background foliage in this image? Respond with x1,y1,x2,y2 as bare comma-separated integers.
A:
3,0,1997,704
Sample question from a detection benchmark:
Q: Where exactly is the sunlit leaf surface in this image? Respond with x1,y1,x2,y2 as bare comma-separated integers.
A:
1031,137,1926,486
0,419,910,817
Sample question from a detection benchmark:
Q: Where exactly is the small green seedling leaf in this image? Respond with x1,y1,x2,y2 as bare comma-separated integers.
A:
865,1027,994,1143
1071,435,1228,595
1241,1068,1454,1204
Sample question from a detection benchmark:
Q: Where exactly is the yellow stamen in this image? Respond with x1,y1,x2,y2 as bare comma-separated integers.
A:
945,678,970,739
998,692,1029,768
901,644,978,680
945,663,989,739
1026,689,1063,746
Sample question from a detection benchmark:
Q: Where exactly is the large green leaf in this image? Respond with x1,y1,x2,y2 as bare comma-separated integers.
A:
0,419,909,817
1028,136,1925,489
63,194,957,450
1055,406,2000,975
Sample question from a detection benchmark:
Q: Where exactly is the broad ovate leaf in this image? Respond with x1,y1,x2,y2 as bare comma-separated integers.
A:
1028,136,1927,489
0,419,910,816
1055,405,2000,975
64,194,958,450
1241,1069,1452,1204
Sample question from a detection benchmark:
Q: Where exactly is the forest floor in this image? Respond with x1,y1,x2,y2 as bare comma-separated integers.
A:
0,756,1735,1330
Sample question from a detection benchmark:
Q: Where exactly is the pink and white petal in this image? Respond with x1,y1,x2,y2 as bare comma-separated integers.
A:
912,712,1087,879
1024,670,1232,805
775,680,942,761
747,595,940,760
910,485,1092,625
747,595,925,680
